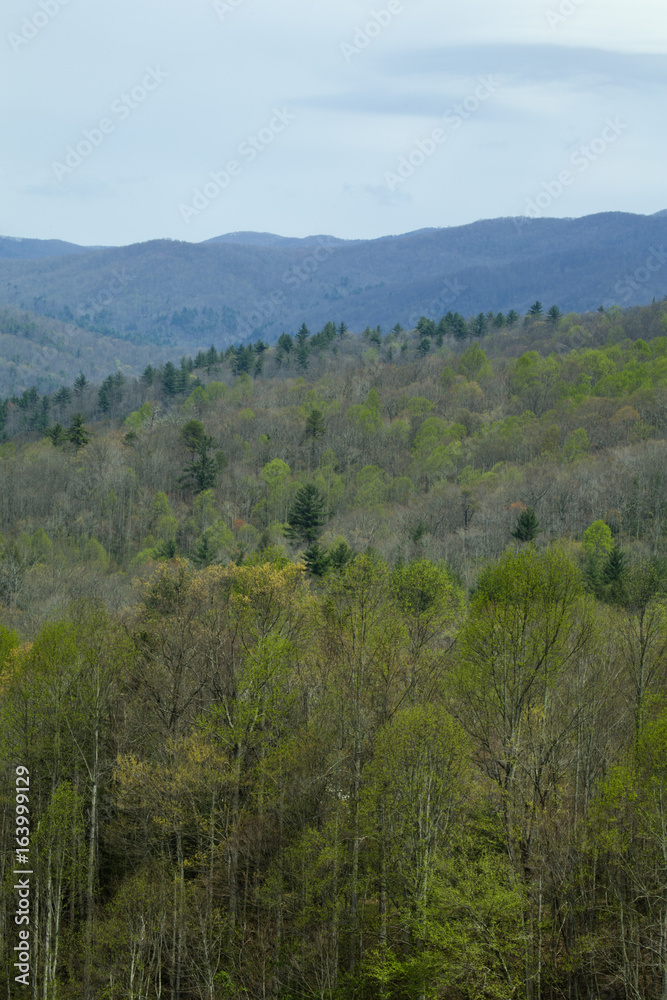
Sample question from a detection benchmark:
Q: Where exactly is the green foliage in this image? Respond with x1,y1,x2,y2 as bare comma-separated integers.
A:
563,426,589,461
354,464,388,508
392,558,462,653
397,395,434,420
582,519,614,560
3,297,667,996
125,401,154,429
602,544,626,584
178,421,223,494
47,422,66,446
286,482,327,545
180,419,210,452
0,623,19,669
458,343,490,380
412,416,447,456
347,388,383,434
68,412,90,450
303,541,330,577
511,506,540,541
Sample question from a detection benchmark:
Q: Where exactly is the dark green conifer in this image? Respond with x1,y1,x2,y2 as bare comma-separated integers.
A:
603,545,626,584
304,542,330,577
512,507,540,542
68,413,91,450
286,483,327,545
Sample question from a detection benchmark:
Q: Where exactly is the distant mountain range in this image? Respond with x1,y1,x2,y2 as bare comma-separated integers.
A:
0,236,101,260
1,211,666,350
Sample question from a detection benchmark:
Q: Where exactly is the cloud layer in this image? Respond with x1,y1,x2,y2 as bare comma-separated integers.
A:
1,0,665,244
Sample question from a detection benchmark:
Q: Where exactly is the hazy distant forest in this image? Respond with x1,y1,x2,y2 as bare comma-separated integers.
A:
2,298,667,999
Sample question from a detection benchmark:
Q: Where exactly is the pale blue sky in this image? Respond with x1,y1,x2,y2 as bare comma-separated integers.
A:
1,0,665,245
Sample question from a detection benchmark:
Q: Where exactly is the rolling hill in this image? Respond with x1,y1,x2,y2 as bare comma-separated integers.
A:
0,212,665,352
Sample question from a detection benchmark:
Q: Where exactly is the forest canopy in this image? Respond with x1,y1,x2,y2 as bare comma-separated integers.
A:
2,298,667,998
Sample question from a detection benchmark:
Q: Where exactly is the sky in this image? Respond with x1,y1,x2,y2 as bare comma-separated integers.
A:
1,0,665,246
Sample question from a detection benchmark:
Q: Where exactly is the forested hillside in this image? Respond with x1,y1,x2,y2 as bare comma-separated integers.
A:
2,299,667,998
1,212,666,348
0,307,176,396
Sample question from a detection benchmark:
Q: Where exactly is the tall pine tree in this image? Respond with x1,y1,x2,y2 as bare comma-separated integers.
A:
286,483,327,545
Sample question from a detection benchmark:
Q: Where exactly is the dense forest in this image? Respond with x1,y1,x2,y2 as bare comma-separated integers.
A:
2,298,667,998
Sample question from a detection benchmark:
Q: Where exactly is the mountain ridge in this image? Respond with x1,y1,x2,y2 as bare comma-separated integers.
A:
0,212,665,349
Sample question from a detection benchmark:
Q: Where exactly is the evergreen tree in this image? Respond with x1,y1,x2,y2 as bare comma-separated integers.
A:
416,317,436,337
603,545,626,584
53,386,72,407
296,323,310,345
180,420,210,453
178,422,222,494
529,301,543,316
277,332,294,354
601,545,627,602
512,507,540,542
179,451,218,493
286,483,327,545
155,538,177,560
295,323,311,371
98,380,111,413
34,397,50,433
472,312,488,337
192,534,217,568
68,413,91,450
327,539,354,571
547,305,562,324
506,309,519,326
304,542,330,577
232,346,254,376
275,332,293,368
205,345,219,371
47,423,66,446
161,362,179,397
452,313,468,341
73,371,88,394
